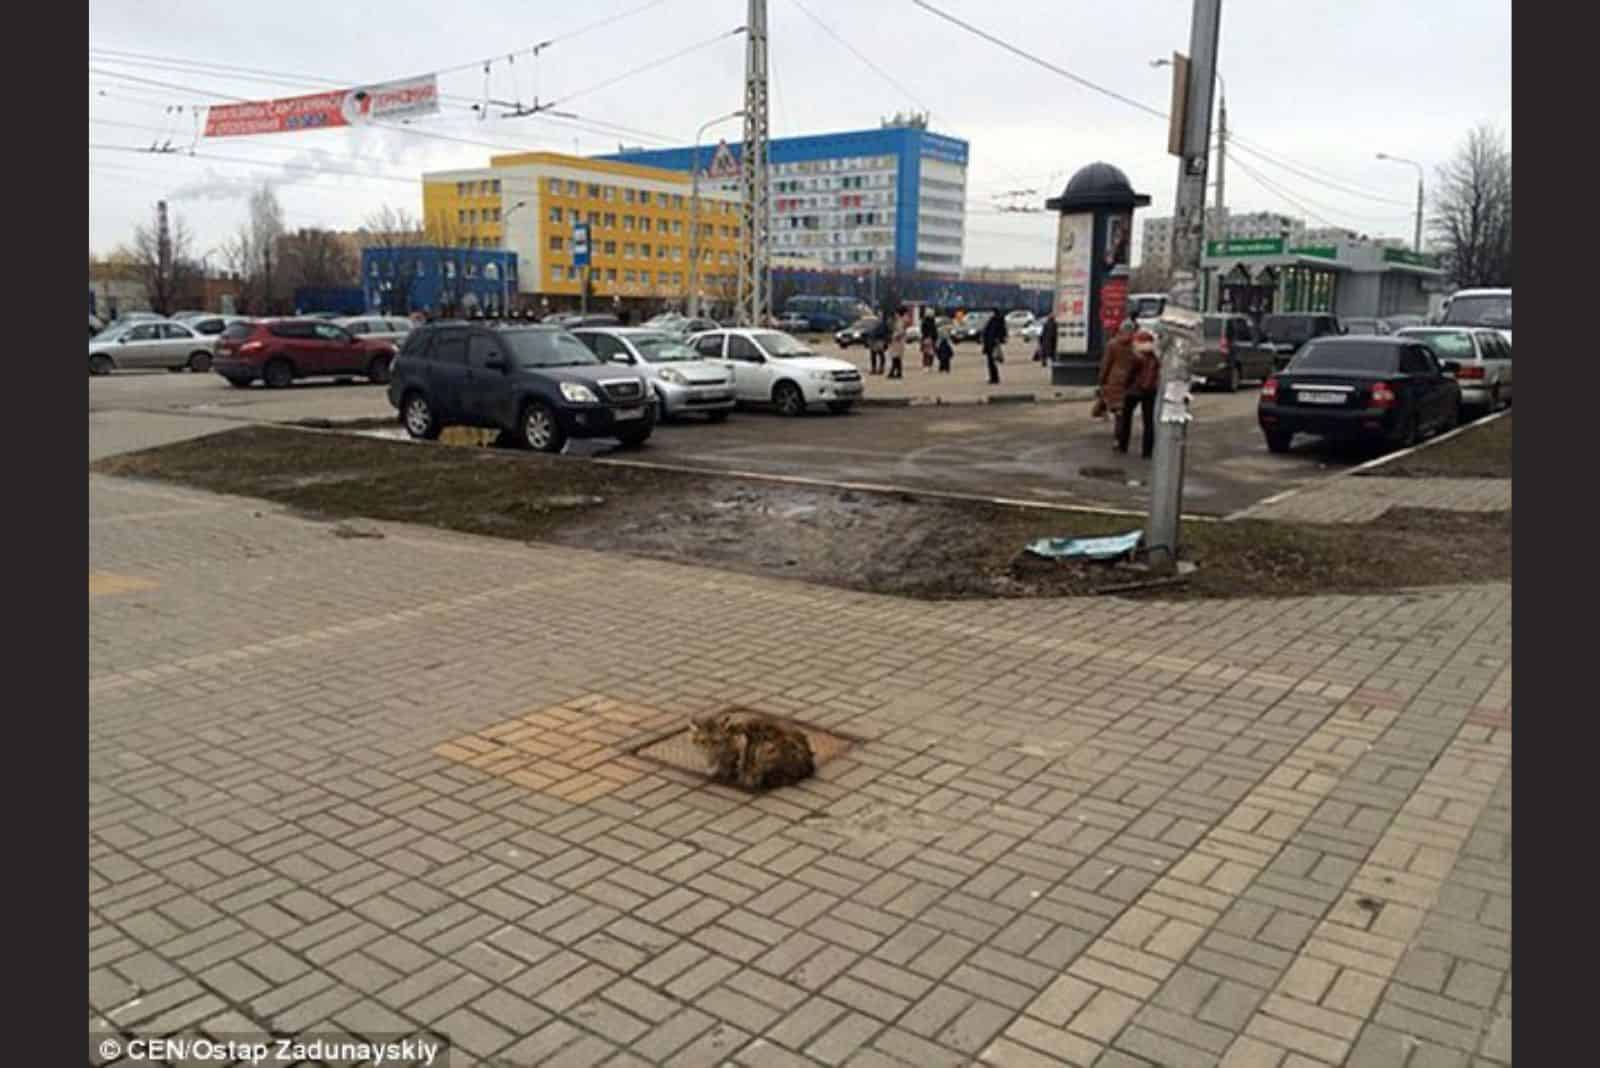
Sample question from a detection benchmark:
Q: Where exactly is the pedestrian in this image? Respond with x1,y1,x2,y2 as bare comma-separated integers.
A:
1036,311,1058,365
980,306,1008,385
887,306,907,379
936,330,954,373
1117,328,1161,458
920,308,937,371
868,314,889,375
1097,320,1137,437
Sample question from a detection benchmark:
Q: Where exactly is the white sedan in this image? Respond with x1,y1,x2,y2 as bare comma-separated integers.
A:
89,320,218,375
686,328,864,415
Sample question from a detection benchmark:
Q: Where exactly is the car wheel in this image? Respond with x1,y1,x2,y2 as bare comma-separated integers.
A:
262,358,294,389
1399,412,1421,449
1220,362,1239,392
1264,430,1293,454
401,391,441,440
1489,385,1501,411
187,351,213,373
827,402,854,414
366,354,393,385
1444,397,1462,432
774,381,806,416
520,401,566,453
706,410,730,423
616,427,653,448
89,354,114,376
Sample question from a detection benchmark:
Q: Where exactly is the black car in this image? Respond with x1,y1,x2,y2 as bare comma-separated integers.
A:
1193,314,1276,391
1259,313,1344,368
387,323,656,452
950,312,992,344
1257,337,1462,454
834,317,882,348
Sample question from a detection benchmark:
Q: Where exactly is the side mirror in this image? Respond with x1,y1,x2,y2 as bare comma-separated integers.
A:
484,357,507,372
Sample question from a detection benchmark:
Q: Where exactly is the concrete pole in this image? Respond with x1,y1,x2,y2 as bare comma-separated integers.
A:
1414,173,1424,253
690,143,702,319
1147,0,1222,575
1214,82,1227,234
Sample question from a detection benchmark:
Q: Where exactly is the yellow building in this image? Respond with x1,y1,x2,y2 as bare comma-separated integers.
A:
421,152,741,310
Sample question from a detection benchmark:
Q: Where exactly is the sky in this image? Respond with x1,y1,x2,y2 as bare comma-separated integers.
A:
88,0,1511,271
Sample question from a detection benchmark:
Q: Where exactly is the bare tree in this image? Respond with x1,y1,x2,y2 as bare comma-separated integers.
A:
280,229,358,291
128,202,199,315
220,225,262,314
357,205,425,314
1430,123,1512,289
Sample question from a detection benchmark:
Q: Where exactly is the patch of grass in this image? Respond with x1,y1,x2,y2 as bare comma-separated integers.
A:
93,425,1509,601
1366,411,1511,478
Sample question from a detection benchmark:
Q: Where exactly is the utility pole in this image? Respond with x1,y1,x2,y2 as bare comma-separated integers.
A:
691,111,743,319
1214,77,1227,235
736,0,771,328
1146,0,1221,575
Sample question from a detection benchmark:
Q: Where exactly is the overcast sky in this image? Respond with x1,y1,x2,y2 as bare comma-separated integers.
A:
88,0,1511,270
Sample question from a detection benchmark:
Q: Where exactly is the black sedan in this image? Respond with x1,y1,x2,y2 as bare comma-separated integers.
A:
1257,337,1462,454
834,317,881,348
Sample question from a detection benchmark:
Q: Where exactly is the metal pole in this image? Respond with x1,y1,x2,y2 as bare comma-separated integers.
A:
1414,172,1424,253
1214,78,1227,232
737,0,771,328
1147,0,1221,575
690,142,701,319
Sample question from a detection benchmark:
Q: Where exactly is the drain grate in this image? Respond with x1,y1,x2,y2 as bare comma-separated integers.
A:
627,715,858,789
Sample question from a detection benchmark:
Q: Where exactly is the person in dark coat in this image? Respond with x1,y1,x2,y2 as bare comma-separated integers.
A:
1036,313,1058,364
935,329,954,373
980,307,1008,385
867,315,890,375
1117,329,1162,458
920,309,938,371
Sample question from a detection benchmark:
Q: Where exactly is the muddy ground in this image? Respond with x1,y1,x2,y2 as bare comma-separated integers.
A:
94,426,1510,601
1366,411,1511,478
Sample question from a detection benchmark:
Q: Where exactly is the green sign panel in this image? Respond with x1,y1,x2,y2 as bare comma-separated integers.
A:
1290,245,1338,260
1206,238,1284,257
1382,247,1441,268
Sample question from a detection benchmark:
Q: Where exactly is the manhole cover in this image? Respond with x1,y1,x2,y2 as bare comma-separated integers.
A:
628,714,857,791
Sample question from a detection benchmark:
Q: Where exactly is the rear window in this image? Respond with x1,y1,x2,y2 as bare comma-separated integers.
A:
1401,331,1475,358
1203,318,1225,339
1262,315,1316,342
1289,341,1398,374
222,321,255,340
1443,294,1511,329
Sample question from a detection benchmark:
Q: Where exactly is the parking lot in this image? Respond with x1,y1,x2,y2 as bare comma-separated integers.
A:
89,362,1370,516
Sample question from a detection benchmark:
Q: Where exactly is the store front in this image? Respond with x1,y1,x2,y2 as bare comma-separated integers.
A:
1202,238,1441,320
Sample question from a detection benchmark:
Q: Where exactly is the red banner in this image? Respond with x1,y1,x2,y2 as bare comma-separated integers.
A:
204,75,439,138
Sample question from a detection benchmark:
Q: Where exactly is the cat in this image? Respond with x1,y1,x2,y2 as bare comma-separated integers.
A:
688,708,816,791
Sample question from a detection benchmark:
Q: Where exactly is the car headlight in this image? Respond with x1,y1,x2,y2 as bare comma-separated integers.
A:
560,382,599,404
658,368,687,385
808,370,832,381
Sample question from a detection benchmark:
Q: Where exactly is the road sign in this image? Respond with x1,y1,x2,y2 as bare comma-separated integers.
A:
572,223,591,268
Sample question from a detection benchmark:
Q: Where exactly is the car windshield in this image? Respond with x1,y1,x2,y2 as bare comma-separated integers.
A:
1401,330,1475,357
1132,297,1165,319
1290,341,1398,373
631,334,698,363
753,331,814,358
501,329,601,368
1262,315,1318,342
1443,295,1511,329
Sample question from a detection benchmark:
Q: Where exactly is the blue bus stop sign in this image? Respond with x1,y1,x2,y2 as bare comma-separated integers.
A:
572,223,590,268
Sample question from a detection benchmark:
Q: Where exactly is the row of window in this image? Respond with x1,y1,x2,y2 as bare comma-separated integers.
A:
542,177,736,214
544,265,735,289
776,230,894,248
920,196,964,213
368,259,514,281
773,155,895,175
458,207,503,225
772,172,893,194
920,177,965,195
774,192,895,212
548,237,727,264
454,179,503,197
547,207,738,239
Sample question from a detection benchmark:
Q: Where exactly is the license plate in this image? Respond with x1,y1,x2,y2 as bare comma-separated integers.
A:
1298,391,1345,405
613,406,645,421
836,384,863,395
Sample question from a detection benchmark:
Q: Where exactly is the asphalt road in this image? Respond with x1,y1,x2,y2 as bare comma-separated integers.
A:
88,369,1366,514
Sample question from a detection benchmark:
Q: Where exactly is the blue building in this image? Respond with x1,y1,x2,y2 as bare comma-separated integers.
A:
602,124,969,277
360,246,520,316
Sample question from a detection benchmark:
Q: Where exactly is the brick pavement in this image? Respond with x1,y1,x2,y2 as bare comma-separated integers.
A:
89,472,1510,1067
1228,477,1510,524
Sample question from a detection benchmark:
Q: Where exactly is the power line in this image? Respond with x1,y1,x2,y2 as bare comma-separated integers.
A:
1228,153,1363,232
513,26,746,117
787,0,929,114
1226,137,1413,208
909,0,1168,120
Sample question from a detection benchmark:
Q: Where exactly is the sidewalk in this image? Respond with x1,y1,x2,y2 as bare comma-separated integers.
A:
819,341,1093,406
89,473,1510,1068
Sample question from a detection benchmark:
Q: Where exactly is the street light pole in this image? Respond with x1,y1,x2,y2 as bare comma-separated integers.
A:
691,110,744,319
1376,153,1425,252
501,200,528,315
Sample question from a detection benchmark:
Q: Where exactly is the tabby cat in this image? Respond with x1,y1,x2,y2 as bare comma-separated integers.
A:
688,708,816,790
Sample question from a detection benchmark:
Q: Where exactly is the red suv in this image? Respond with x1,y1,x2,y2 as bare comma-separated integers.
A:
213,319,399,389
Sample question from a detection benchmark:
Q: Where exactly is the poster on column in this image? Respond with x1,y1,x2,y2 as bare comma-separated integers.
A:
1054,213,1093,355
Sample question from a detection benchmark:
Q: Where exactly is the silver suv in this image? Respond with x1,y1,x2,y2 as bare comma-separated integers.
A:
571,327,735,422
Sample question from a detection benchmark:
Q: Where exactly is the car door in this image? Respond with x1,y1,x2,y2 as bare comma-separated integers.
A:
311,322,364,374
462,331,515,429
1401,344,1449,429
425,328,470,419
725,334,770,401
157,322,200,366
113,322,164,368
1479,332,1511,401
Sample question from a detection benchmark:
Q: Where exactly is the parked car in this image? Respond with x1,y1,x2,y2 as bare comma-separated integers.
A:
113,311,165,324
1005,310,1035,332
388,323,656,451
169,310,208,322
1192,314,1276,391
89,320,217,375
1386,313,1426,331
1257,337,1461,454
337,316,414,346
1440,287,1511,344
1259,312,1344,368
687,328,863,415
185,314,252,338
772,314,812,333
653,315,720,338
950,311,993,344
1021,318,1047,342
1397,326,1512,415
1341,317,1391,336
572,327,736,422
212,318,399,388
834,317,881,348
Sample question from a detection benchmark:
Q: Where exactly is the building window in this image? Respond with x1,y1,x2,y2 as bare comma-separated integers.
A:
491,208,501,222
587,210,598,225
639,191,651,205
492,179,501,193
672,247,683,262
457,209,466,225
606,268,617,282
604,212,617,228
587,184,600,198
641,243,652,258
568,266,579,280
604,240,617,255
465,262,478,278
548,178,562,194
550,265,563,282
444,262,457,278
603,186,615,202
623,216,635,231
624,243,637,257
657,246,668,260
549,236,563,250
550,206,562,223
639,217,651,233
566,180,578,195
416,260,426,276
624,270,636,283
672,194,683,210
624,188,636,204
485,263,499,281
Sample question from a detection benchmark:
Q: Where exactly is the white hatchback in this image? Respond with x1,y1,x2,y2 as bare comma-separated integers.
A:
686,328,864,415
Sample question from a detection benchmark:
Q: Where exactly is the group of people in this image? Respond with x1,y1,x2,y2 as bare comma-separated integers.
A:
1096,319,1162,458
865,306,1056,387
